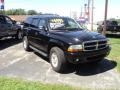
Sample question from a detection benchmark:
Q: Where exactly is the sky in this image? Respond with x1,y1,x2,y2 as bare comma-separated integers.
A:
4,0,120,22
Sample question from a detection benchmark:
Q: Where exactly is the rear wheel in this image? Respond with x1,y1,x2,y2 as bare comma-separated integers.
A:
23,36,30,51
49,47,67,73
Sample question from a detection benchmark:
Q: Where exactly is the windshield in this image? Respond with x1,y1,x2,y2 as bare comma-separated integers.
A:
48,17,83,30
106,21,118,26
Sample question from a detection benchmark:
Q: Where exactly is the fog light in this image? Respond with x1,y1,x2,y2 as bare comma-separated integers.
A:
75,59,80,62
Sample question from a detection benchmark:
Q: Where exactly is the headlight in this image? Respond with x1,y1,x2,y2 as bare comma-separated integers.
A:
67,45,83,52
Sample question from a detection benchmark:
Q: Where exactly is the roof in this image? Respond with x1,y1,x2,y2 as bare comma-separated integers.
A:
27,14,68,19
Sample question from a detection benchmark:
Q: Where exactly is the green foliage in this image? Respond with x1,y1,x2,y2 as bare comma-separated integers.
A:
27,10,37,15
116,19,120,25
0,9,39,15
108,38,120,72
5,9,26,15
0,77,85,90
0,10,5,14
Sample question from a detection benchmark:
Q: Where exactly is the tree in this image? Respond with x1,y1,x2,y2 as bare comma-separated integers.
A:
5,9,26,15
0,10,5,14
27,10,37,15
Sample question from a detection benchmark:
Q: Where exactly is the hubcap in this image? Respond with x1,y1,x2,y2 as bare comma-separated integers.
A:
23,37,27,49
51,53,59,68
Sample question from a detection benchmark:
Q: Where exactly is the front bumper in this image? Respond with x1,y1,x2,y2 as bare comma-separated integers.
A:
65,46,111,64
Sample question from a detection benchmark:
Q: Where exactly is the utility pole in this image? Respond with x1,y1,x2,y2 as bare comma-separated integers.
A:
91,0,94,31
87,0,90,23
84,4,87,18
80,7,83,18
102,0,108,36
0,0,5,14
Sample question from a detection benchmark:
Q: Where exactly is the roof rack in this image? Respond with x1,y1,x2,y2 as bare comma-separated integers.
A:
38,13,60,16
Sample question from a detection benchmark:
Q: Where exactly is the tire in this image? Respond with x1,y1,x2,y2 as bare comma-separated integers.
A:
49,47,67,73
23,36,30,51
15,31,22,40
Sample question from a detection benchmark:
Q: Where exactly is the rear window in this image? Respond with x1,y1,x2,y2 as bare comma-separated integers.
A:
24,17,33,27
105,21,118,26
111,21,118,25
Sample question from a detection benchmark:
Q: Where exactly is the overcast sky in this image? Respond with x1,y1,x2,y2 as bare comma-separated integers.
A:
4,0,120,22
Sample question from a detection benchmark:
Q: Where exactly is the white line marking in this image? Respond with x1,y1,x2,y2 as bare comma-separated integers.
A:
5,54,31,68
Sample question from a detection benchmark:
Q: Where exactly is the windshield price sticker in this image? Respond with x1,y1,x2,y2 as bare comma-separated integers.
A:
50,19,64,23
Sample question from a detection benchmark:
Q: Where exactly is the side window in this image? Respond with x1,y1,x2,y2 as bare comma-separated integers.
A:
31,18,39,27
24,17,32,27
38,19,46,27
0,16,6,24
5,17,13,24
26,17,32,24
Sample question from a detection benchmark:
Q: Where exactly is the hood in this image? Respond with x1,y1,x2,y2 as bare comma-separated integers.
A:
50,30,106,44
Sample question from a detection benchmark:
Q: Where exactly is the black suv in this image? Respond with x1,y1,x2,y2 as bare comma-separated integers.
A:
97,20,120,34
23,14,111,72
0,15,22,40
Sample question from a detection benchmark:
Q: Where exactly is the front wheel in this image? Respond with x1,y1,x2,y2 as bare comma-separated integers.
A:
49,47,67,73
23,36,30,51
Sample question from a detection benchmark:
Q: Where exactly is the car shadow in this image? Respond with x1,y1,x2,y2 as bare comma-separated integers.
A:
34,52,117,76
34,52,49,62
0,38,21,50
60,59,117,76
74,59,117,76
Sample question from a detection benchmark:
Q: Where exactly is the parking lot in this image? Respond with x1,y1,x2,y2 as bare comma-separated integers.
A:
0,38,120,89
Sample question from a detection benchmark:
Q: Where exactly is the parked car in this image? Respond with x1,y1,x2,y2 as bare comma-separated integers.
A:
23,14,111,73
0,14,22,40
97,20,120,34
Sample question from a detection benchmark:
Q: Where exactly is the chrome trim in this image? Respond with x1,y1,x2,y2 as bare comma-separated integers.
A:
30,45,48,57
82,39,108,51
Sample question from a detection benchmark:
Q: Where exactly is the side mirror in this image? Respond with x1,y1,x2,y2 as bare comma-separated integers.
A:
12,20,16,24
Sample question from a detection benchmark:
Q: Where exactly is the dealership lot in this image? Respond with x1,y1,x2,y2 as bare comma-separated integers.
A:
0,39,120,89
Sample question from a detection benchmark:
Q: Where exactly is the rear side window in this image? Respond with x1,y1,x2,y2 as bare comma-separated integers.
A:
25,17,32,24
31,18,39,27
24,17,32,27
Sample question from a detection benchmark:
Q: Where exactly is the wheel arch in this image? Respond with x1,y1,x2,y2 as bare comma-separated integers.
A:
48,39,66,55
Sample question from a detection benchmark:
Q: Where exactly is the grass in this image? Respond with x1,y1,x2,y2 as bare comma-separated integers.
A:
108,37,120,72
0,77,88,90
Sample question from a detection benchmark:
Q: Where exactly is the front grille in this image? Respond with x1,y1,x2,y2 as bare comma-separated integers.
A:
83,39,108,51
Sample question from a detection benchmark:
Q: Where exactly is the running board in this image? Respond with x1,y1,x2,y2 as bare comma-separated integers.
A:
30,46,48,57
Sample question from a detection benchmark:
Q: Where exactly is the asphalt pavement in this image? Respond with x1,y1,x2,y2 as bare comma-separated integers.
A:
0,38,120,89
